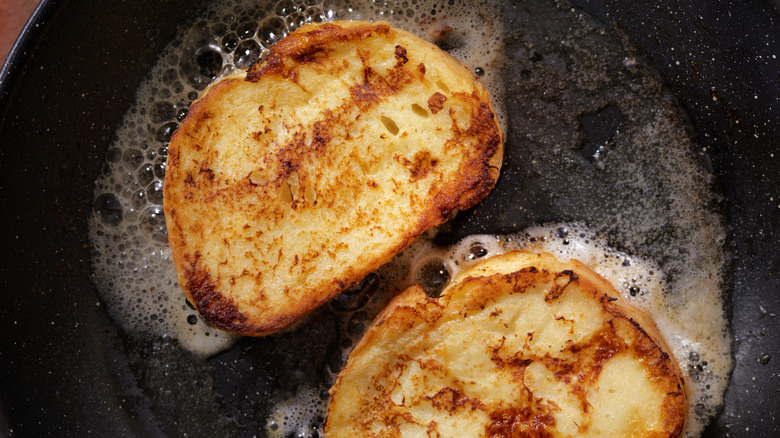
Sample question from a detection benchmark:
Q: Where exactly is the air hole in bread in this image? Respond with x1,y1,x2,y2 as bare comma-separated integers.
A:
288,171,301,199
216,245,228,263
435,80,451,94
453,107,471,131
279,180,293,203
249,170,267,186
411,103,428,117
380,115,400,136
304,185,317,204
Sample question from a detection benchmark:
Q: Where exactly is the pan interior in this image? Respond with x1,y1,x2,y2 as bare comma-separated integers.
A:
88,0,732,437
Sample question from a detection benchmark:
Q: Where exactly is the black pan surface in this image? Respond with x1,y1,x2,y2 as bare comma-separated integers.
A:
1,0,778,436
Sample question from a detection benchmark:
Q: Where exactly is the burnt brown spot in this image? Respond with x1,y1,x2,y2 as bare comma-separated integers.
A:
193,110,214,131
273,134,306,179
426,421,441,438
395,45,409,66
312,113,334,150
417,358,447,376
424,387,485,413
199,167,215,181
428,92,447,114
387,63,414,90
350,67,395,110
545,270,578,302
395,150,439,182
593,323,625,365
486,406,556,438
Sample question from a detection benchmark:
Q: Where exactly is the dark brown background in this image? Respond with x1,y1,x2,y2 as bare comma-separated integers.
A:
0,0,38,64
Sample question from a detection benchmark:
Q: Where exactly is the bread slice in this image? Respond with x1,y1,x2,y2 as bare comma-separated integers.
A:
163,20,503,336
325,251,687,437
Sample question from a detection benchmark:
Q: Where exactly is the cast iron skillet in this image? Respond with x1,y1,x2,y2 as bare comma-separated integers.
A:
0,0,778,436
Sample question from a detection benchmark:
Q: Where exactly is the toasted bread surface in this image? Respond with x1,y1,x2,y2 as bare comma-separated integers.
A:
325,251,687,437
163,20,503,335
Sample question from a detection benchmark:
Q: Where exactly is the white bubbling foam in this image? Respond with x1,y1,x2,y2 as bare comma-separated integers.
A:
90,190,239,356
266,386,329,438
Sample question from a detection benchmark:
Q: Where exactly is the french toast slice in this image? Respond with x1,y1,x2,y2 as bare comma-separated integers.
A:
324,251,687,437
163,20,503,335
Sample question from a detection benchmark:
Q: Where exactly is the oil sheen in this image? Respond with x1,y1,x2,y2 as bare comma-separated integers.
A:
89,0,732,437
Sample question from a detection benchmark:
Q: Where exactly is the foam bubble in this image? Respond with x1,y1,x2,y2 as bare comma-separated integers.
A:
266,386,329,438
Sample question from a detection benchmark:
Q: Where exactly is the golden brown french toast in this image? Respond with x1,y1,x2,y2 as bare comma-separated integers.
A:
325,251,687,437
163,20,503,336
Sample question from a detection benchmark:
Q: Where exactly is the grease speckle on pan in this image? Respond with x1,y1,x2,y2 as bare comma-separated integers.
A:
89,0,732,437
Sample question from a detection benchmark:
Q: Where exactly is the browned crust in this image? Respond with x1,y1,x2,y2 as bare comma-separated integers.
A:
407,92,503,234
246,22,391,81
325,251,688,437
164,20,504,336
